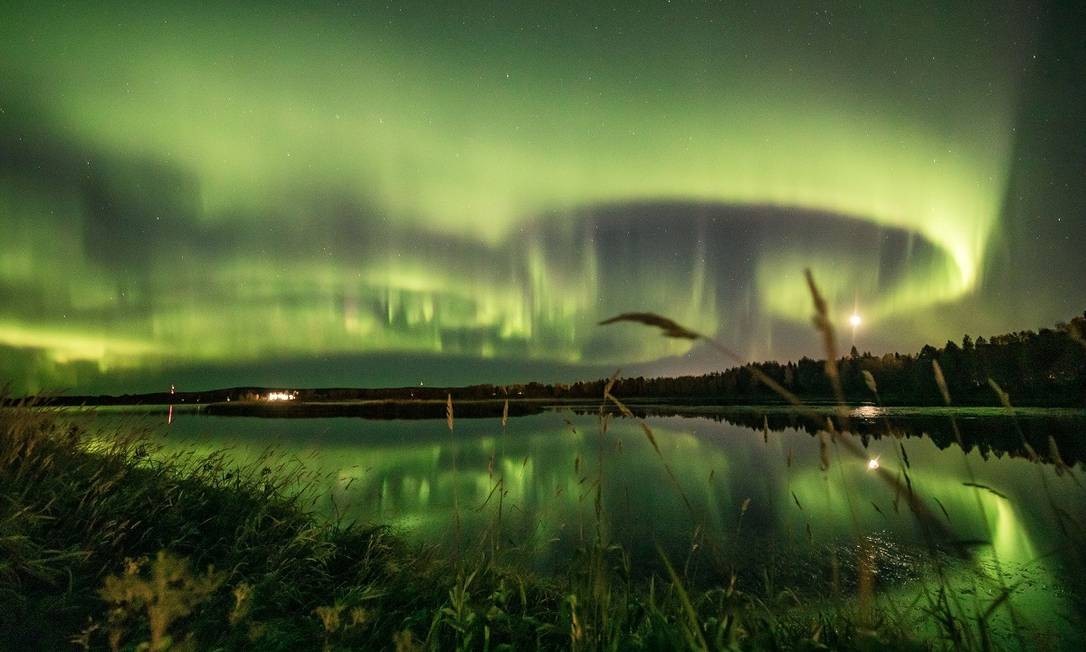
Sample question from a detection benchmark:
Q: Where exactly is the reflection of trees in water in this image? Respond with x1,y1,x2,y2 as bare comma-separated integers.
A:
572,406,1086,466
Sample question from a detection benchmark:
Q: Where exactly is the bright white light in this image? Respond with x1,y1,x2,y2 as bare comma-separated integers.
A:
867,457,880,471
266,391,296,401
849,313,862,328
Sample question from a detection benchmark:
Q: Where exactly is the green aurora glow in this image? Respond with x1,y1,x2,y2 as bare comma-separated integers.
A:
1,1,1082,392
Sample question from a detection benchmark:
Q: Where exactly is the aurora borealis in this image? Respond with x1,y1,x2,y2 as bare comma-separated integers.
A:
1,2,1083,393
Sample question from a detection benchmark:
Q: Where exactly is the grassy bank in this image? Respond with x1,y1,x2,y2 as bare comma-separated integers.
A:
0,404,942,651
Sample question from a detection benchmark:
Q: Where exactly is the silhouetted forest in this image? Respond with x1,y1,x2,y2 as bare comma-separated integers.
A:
25,311,1086,408
518,310,1086,407
564,311,1086,407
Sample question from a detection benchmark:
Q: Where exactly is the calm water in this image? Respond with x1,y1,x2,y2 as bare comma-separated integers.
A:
73,405,1086,644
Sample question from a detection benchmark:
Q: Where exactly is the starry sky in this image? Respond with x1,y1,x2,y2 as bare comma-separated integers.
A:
1,1,1083,394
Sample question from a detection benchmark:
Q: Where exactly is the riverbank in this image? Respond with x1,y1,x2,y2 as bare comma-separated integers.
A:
0,405,1069,650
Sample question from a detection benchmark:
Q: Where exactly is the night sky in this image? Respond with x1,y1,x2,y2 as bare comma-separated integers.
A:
1,1,1083,394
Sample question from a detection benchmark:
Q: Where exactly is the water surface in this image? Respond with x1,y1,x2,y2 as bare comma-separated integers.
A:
73,405,1086,645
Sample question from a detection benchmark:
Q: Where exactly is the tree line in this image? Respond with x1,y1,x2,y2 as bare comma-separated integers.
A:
31,312,1086,408
436,311,1085,407
561,311,1086,406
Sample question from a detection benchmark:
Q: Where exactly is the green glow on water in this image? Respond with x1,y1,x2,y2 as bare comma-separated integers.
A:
63,407,1083,644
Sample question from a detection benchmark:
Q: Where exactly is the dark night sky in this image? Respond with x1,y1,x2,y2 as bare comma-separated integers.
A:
0,1,1083,393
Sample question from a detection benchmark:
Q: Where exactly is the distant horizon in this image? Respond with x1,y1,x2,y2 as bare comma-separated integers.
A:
17,306,1082,400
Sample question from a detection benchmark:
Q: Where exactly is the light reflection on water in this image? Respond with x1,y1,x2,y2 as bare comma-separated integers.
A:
73,407,1086,643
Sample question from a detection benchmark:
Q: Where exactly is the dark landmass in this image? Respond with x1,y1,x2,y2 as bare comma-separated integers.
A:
12,311,1086,409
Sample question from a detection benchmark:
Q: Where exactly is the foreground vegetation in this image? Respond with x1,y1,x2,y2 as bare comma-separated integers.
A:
5,397,1083,650
5,401,1036,651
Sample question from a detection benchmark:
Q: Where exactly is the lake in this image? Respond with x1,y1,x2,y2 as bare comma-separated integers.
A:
68,403,1086,646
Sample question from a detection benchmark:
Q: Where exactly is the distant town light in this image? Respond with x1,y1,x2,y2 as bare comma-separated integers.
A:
266,391,297,401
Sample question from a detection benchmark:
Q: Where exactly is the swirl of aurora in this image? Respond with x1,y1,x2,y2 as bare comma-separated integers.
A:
0,2,1030,392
